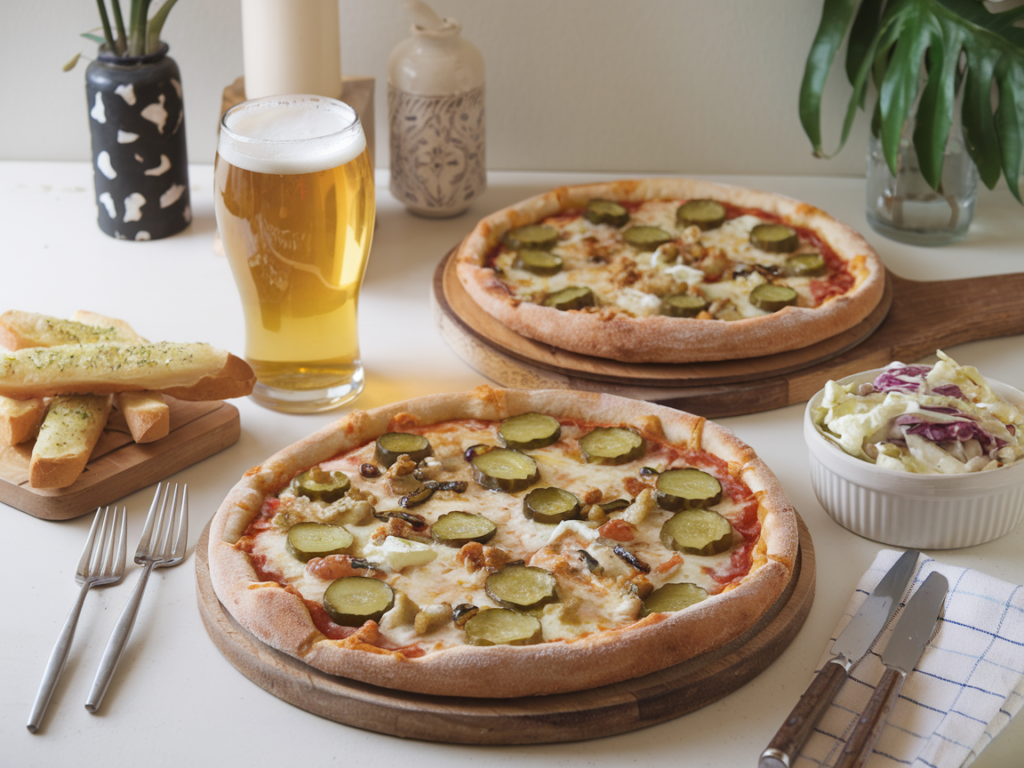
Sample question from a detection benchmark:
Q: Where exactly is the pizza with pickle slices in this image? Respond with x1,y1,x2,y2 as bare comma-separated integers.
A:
208,387,798,698
454,178,885,363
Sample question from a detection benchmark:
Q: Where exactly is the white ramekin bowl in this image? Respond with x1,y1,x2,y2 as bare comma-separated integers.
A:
804,368,1024,549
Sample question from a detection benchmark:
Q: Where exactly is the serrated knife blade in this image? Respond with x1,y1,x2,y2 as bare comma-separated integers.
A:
835,571,948,768
759,549,919,768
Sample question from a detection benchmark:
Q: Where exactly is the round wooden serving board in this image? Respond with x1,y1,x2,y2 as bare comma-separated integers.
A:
433,249,1024,418
196,515,814,744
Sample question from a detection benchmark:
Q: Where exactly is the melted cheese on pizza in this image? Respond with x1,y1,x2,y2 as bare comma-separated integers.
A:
488,201,852,320
240,418,762,654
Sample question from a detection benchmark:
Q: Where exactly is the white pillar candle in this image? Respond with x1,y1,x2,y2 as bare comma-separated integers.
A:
241,0,343,100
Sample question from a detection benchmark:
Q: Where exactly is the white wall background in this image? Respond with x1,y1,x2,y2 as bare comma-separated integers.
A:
0,0,894,176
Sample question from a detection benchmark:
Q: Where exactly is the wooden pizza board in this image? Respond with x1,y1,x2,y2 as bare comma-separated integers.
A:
196,514,814,744
433,249,1024,417
0,398,240,521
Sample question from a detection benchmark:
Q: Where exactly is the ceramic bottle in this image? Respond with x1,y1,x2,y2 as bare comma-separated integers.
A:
387,9,485,217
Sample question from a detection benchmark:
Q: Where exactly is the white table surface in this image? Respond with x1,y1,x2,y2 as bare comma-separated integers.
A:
2,161,1022,767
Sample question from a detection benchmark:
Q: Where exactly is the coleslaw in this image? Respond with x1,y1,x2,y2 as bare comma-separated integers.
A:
812,351,1024,474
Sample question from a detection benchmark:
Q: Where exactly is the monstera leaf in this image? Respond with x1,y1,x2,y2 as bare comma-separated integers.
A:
800,0,1024,202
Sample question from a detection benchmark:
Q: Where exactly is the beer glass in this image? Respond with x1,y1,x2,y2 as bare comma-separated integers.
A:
215,95,374,412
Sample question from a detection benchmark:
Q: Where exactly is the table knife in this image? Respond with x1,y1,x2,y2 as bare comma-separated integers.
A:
834,571,948,768
759,549,919,768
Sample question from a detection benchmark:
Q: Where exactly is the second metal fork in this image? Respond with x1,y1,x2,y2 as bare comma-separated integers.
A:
85,482,188,713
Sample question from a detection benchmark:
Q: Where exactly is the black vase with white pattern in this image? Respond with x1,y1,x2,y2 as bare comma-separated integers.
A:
85,43,191,240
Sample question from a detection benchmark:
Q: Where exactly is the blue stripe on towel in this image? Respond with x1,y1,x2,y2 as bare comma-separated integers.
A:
940,618,1024,648
948,708,991,725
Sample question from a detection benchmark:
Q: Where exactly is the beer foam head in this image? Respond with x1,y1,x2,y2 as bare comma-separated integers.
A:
219,95,366,175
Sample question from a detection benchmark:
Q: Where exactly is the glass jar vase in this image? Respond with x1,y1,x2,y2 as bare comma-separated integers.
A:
865,112,978,246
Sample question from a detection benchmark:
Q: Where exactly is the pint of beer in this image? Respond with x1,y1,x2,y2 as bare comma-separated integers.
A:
215,96,375,412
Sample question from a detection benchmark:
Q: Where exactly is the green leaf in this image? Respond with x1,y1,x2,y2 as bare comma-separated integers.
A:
912,25,961,189
80,32,106,44
799,0,1024,200
799,0,860,157
128,0,150,57
835,19,901,160
877,11,933,176
846,0,886,97
111,0,127,56
147,0,179,53
63,53,83,72
95,0,115,51
961,48,1001,188
994,57,1024,202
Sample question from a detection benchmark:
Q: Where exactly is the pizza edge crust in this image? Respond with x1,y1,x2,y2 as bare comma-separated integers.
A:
453,178,886,363
208,386,799,698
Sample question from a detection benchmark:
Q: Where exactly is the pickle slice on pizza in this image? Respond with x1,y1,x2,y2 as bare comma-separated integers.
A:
454,178,885,363
208,387,798,698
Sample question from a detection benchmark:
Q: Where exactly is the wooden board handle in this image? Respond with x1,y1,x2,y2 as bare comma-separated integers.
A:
886,272,1024,358
835,667,905,768
759,659,848,768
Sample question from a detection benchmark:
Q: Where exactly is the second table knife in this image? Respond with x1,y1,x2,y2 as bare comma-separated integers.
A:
835,570,949,768
759,549,919,768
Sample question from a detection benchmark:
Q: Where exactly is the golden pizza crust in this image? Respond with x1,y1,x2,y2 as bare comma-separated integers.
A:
454,178,885,363
208,386,799,698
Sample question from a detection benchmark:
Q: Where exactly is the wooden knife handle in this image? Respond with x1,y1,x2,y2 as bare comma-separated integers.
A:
835,667,906,768
759,660,848,768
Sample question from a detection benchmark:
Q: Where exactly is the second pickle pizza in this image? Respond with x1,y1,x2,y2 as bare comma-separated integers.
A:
455,178,886,363
209,387,798,698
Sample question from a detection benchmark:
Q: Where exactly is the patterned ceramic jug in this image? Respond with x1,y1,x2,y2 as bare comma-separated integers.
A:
387,15,485,218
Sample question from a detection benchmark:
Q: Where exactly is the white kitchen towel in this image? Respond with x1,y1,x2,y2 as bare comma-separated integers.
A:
795,549,1024,768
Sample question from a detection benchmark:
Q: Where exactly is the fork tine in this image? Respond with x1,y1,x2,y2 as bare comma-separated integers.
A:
156,484,178,557
135,482,165,560
87,508,108,576
99,507,127,579
89,507,119,577
97,507,115,577
172,485,188,559
76,506,105,577
112,506,128,577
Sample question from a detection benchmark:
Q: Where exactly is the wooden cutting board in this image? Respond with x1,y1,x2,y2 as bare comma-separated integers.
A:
196,515,814,744
433,250,1024,417
0,398,239,520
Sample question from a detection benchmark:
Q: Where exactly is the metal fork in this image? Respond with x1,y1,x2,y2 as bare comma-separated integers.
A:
28,505,127,733
85,483,188,713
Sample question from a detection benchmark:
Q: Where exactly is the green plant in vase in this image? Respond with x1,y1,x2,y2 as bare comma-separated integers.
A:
800,0,1024,244
67,0,179,69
